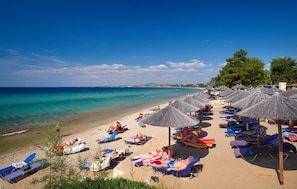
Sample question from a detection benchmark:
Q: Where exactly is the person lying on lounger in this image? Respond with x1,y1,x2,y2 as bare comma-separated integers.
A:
125,132,147,143
183,132,199,143
107,121,127,133
149,156,194,172
131,147,169,164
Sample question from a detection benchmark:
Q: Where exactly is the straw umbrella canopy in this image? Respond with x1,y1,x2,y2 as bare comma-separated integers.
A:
141,104,199,157
224,91,250,103
289,93,297,100
193,92,210,103
231,84,248,90
281,88,297,98
183,96,205,108
263,86,283,95
232,90,271,110
232,90,271,144
170,99,198,113
237,94,297,185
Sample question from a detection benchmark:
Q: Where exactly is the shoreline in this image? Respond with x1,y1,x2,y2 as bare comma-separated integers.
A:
0,101,165,155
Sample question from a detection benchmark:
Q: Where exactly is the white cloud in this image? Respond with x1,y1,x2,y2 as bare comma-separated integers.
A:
167,59,206,69
0,50,220,86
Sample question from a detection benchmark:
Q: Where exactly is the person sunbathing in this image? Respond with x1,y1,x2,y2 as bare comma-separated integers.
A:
135,113,144,120
131,147,168,164
149,156,194,172
151,105,160,111
125,132,147,143
55,138,81,153
107,121,124,133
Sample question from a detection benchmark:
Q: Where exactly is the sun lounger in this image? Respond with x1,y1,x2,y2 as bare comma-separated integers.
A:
152,156,200,179
63,141,86,155
96,131,121,143
282,131,297,142
235,126,267,139
80,156,116,171
137,120,146,127
233,142,297,161
100,146,130,159
124,136,152,145
110,125,128,134
183,139,216,148
2,159,47,183
230,133,278,148
0,152,36,177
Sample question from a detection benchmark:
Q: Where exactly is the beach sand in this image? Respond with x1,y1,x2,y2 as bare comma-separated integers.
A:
1,99,297,189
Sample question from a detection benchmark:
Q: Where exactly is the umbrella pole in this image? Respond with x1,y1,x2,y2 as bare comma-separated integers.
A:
168,127,171,159
257,119,260,147
277,120,284,185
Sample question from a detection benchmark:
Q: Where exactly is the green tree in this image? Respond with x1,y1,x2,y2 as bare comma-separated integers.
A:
241,57,266,86
270,57,297,85
215,49,267,87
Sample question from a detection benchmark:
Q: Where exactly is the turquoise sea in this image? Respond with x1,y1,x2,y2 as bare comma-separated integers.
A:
0,87,199,133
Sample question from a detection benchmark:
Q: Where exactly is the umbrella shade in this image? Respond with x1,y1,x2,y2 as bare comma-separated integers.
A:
237,94,297,185
170,99,198,113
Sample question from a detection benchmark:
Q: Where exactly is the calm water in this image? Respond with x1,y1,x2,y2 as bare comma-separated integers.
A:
0,87,199,131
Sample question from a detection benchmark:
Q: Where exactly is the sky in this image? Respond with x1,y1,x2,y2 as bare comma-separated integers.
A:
0,0,296,87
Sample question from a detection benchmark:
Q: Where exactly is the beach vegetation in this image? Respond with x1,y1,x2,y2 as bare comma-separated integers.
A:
31,127,159,188
32,127,82,188
51,177,158,189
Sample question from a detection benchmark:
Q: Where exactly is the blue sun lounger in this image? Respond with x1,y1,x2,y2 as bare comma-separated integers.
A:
137,120,146,127
0,152,37,177
152,156,200,179
2,159,47,183
96,131,121,143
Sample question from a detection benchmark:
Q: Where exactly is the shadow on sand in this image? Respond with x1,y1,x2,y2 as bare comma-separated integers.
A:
171,143,209,159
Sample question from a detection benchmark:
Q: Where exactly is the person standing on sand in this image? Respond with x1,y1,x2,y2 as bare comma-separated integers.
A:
55,122,61,134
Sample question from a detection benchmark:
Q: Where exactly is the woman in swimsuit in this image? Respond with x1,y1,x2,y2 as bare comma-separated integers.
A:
131,147,168,163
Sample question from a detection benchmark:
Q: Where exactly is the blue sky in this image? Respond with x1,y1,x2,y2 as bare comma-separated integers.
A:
0,0,296,87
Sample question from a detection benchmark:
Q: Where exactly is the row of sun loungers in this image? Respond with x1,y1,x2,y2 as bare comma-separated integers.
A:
0,152,47,183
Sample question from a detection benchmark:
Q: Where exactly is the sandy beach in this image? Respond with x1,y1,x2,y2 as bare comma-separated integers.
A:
1,99,297,189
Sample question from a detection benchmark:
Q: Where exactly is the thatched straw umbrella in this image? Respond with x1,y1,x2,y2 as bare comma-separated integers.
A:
141,104,199,157
183,96,205,107
232,90,271,145
237,94,297,185
231,84,248,90
224,91,250,104
192,93,209,103
170,99,198,113
263,86,283,95
281,88,297,98
290,93,297,100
